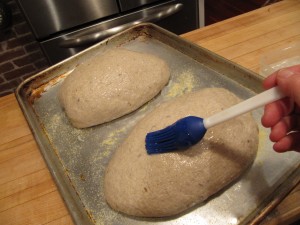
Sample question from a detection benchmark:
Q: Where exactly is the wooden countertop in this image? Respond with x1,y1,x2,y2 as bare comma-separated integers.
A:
0,0,299,224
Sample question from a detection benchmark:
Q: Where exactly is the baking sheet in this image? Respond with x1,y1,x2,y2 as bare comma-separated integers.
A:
16,24,300,225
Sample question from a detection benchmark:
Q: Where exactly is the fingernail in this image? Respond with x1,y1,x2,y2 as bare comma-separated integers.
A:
278,69,294,78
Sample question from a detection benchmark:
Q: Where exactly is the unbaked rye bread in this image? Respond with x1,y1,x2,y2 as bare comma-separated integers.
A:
58,48,170,128
104,88,258,217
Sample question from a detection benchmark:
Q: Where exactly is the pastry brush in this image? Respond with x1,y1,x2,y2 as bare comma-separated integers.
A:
145,87,285,154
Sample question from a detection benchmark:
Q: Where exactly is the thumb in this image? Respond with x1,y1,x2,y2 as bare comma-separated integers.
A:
277,68,300,105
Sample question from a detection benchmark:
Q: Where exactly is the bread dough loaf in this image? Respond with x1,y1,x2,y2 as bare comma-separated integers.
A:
58,48,170,128
104,88,258,217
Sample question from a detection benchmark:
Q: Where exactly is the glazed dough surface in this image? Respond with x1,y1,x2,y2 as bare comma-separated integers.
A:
104,88,258,217
59,48,170,128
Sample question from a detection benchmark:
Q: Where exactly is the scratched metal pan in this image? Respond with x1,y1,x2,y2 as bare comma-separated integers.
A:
16,23,300,225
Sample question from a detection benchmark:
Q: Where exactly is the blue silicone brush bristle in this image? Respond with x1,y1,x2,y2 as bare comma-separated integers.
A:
145,116,207,154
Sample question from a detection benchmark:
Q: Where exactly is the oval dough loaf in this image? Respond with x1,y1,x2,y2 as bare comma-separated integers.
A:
104,88,258,217
58,48,170,128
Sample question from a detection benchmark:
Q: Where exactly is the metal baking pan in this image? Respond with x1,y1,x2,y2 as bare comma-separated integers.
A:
16,23,300,225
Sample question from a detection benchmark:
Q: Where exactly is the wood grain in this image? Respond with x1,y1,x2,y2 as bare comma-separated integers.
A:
0,94,73,224
0,1,299,224
182,0,300,74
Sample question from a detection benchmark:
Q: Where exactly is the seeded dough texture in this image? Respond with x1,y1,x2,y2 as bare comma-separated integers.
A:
104,88,258,217
58,48,170,128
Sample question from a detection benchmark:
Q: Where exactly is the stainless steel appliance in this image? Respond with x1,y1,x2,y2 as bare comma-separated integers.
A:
17,0,201,65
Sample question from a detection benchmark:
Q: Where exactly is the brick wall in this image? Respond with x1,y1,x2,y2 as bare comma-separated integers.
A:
0,0,49,97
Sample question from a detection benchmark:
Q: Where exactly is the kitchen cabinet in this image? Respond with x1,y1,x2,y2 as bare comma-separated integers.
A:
205,0,282,25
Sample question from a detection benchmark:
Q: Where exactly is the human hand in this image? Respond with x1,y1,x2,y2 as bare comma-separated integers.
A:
261,65,300,153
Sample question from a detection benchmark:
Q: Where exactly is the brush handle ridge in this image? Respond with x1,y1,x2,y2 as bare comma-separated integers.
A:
203,87,285,129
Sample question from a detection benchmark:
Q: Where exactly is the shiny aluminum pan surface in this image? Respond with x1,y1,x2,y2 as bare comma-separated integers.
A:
16,23,300,225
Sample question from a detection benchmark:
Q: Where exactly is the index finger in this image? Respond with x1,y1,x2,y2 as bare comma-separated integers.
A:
263,72,277,89
263,64,300,89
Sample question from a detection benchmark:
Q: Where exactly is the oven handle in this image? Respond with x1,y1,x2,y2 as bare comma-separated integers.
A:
59,3,183,48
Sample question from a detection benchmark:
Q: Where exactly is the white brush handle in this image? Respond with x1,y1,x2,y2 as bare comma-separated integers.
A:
203,87,285,129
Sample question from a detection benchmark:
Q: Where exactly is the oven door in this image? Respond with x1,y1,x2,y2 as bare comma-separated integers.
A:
118,0,162,11
16,0,120,40
40,0,199,65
